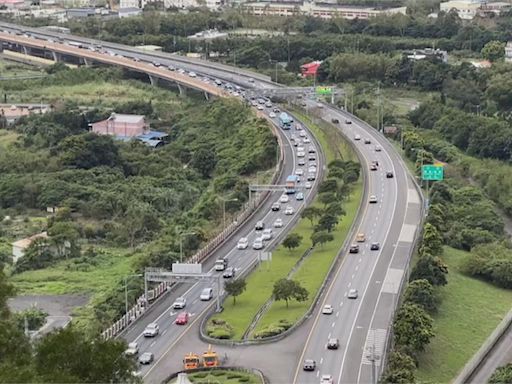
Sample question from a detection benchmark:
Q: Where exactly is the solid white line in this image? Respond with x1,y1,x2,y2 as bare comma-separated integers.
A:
332,322,335,328
336,312,340,318
320,358,324,364
328,333,331,339
351,274,355,279
355,265,359,271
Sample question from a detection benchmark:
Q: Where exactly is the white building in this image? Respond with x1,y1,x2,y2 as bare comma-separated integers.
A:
505,41,512,63
118,7,142,17
439,0,481,19
12,232,48,264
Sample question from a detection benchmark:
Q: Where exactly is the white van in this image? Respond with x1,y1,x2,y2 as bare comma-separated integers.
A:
200,288,213,301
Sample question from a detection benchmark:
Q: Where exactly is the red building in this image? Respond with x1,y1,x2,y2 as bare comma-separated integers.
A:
300,61,322,78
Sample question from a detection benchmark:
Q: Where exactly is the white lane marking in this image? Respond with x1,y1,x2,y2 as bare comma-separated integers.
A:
328,333,331,339
347,282,351,288
150,341,156,347
161,329,167,336
359,258,362,263
340,302,344,307
351,274,355,279
344,293,347,297
355,265,359,271
316,371,320,378
320,358,324,364
336,312,340,318
332,322,336,328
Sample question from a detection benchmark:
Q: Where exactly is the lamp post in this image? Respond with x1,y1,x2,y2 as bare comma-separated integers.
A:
179,232,197,263
124,273,143,318
219,197,239,229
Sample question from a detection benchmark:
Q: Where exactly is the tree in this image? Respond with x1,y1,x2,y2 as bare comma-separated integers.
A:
191,147,217,178
301,206,323,226
319,191,338,207
489,363,512,384
393,303,435,352
325,202,345,217
311,230,334,248
380,351,416,384
410,253,448,286
273,278,309,308
404,279,437,312
316,213,339,232
224,279,246,305
419,223,444,257
481,41,506,62
58,133,122,170
283,233,302,252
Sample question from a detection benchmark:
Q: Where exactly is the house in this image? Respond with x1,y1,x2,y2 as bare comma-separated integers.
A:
0,0,25,9
118,7,143,17
0,104,51,126
12,232,48,264
90,113,169,147
439,0,482,19
300,61,322,78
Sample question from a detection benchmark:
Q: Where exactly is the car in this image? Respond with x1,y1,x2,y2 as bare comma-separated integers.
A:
309,161,317,167
255,221,265,230
299,130,307,138
139,352,154,365
370,242,380,250
152,61,161,67
262,228,273,241
303,359,316,371
297,151,306,158
252,237,264,250
269,112,276,118
305,182,312,189
321,374,334,384
296,192,304,201
297,146,305,153
188,72,197,77
285,206,294,215
298,158,306,166
354,134,361,141
308,154,317,161
308,146,316,154
175,311,189,325
272,202,281,211
274,218,283,228
327,338,339,350
386,171,394,178
237,237,249,250
372,160,379,167
248,77,255,83
265,102,272,108
143,323,159,337
345,120,352,124
316,103,324,108
273,107,280,113
257,105,264,110
322,304,334,315
280,194,289,203
295,168,304,176
364,138,371,144
370,164,378,171
331,118,339,124
307,173,316,181
301,101,307,107
293,140,299,147
356,233,366,242
125,342,139,356
295,124,303,131
177,68,186,74
200,287,213,301
349,244,360,254
296,176,302,183
375,145,382,152
308,166,317,173
167,65,176,71
223,266,235,278
303,137,311,144
348,289,359,299
172,297,187,309
369,195,378,204
214,79,222,85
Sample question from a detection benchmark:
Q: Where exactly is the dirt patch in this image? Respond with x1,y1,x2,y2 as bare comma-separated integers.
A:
7,294,90,316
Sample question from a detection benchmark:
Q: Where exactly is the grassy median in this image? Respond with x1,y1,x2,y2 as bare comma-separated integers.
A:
416,246,512,382
209,111,362,339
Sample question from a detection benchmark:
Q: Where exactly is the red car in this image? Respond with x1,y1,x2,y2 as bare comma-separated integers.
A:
175,312,189,325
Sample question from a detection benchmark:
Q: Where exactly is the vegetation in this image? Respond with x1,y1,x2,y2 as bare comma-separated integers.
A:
272,278,308,308
169,369,262,384
225,279,247,305
489,364,512,384
0,65,277,331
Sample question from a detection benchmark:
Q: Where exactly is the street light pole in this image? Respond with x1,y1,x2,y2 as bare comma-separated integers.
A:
124,273,143,318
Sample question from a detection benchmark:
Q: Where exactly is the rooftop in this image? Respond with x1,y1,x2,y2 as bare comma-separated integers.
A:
109,113,145,124
12,232,48,250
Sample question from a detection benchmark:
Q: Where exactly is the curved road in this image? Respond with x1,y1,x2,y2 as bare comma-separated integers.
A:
0,25,423,384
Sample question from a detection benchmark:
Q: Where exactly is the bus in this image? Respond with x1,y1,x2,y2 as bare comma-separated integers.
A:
279,112,293,130
285,175,299,194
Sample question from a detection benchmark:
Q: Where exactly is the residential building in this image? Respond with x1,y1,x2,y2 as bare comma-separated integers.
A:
12,232,48,263
505,41,512,63
188,29,228,40
0,0,25,8
118,7,142,17
243,0,407,20
405,48,448,63
439,0,481,19
0,104,51,126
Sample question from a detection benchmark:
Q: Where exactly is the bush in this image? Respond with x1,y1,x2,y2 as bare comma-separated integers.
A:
206,318,234,339
253,319,292,338
238,377,250,383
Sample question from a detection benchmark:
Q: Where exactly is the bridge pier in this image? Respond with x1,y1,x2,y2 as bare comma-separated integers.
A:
51,51,61,62
177,83,186,97
204,91,209,101
22,46,30,55
81,57,92,67
148,74,159,86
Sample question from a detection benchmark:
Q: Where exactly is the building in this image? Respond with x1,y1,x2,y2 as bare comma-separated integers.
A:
0,0,25,8
505,41,512,63
405,48,448,63
439,0,481,19
243,0,407,20
118,7,143,17
188,29,228,40
91,113,168,147
300,61,322,77
12,232,48,264
120,0,221,10
0,104,51,126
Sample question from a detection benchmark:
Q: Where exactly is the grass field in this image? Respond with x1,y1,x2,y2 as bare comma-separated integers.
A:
416,246,512,383
0,129,19,148
0,58,44,77
169,370,262,384
211,110,362,339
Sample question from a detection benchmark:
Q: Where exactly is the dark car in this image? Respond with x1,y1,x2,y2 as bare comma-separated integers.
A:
303,359,316,371
370,164,378,171
370,242,380,250
331,118,339,124
386,171,394,178
139,352,154,365
372,160,379,167
364,138,371,144
223,267,235,278
349,244,360,254
345,120,352,124
271,202,280,211
327,338,339,350
255,221,265,230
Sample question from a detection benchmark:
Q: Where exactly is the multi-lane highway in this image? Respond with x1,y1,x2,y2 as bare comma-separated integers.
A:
0,24,424,384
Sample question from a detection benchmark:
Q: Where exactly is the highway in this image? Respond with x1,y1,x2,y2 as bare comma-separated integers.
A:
0,24,423,384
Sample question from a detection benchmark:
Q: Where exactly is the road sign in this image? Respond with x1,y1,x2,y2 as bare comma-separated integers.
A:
260,252,272,261
172,263,202,274
316,86,332,95
422,165,444,181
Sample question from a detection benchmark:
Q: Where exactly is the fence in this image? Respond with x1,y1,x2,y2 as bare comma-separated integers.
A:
101,108,285,340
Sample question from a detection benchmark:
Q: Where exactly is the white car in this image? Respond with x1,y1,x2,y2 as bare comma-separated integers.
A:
269,112,276,118
308,166,317,173
298,159,306,166
375,145,382,152
172,297,186,309
305,182,312,189
322,304,334,315
257,105,264,110
297,151,306,158
295,168,304,176
237,237,249,249
303,137,311,144
143,323,159,337
274,218,283,228
262,228,273,241
285,206,294,215
354,134,361,141
125,342,139,356
299,131,307,137
280,194,289,203
253,237,264,250
348,289,359,299
321,374,333,384
188,71,197,77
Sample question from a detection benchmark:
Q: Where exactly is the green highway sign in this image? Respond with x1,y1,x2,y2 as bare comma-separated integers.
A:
422,165,444,181
316,86,333,95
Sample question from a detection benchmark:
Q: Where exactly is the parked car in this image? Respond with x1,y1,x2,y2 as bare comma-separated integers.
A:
172,297,186,309
175,312,189,325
